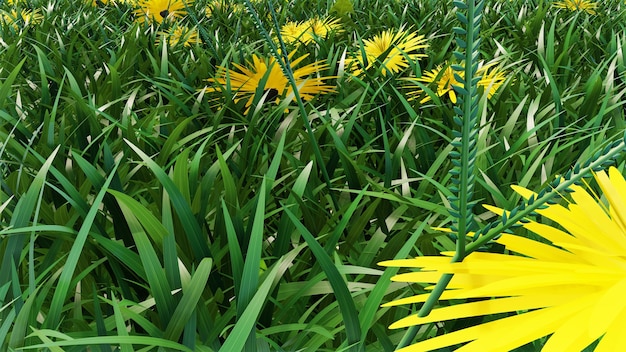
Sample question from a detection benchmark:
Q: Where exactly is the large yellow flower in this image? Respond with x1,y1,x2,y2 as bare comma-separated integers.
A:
134,0,190,25
349,28,428,76
203,52,335,112
380,166,626,351
553,0,598,15
406,61,506,104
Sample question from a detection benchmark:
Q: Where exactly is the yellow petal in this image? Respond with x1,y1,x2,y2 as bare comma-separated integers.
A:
541,306,600,352
594,304,626,352
589,277,626,337
449,89,457,104
378,257,451,268
389,294,568,329
454,294,598,352
397,303,576,352
495,234,577,262
522,221,575,245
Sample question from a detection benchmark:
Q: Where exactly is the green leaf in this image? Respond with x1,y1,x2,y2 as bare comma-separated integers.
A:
45,159,120,329
125,139,212,261
220,259,283,352
165,258,212,341
284,208,362,351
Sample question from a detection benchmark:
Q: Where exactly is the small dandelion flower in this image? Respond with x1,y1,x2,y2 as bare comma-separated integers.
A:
157,25,200,47
478,63,507,99
304,17,342,42
553,0,598,15
348,28,428,76
380,166,626,351
2,8,43,30
89,0,112,6
279,21,305,44
405,61,506,104
279,17,342,45
413,64,460,103
203,52,335,112
206,0,249,17
135,0,190,25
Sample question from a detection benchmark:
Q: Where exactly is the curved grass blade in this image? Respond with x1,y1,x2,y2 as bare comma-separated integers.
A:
164,258,212,342
124,139,212,261
45,160,120,329
220,258,283,352
0,146,59,297
284,208,362,351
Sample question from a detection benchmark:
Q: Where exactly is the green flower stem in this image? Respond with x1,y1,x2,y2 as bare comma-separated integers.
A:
397,0,483,348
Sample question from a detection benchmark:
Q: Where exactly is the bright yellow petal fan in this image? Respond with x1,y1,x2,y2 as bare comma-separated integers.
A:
381,167,626,351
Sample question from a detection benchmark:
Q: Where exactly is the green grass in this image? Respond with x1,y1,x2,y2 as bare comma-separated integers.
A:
0,0,625,350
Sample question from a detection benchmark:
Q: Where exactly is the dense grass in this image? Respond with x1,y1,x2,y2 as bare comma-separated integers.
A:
1,0,625,351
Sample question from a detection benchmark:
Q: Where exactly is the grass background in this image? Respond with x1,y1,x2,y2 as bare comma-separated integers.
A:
1,0,625,350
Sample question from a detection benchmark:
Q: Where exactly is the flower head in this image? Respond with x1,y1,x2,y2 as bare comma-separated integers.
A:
135,0,190,25
279,17,342,46
203,52,335,112
1,8,43,30
348,28,428,76
553,0,598,15
205,0,245,17
380,166,626,351
157,25,200,47
89,0,113,6
405,61,506,104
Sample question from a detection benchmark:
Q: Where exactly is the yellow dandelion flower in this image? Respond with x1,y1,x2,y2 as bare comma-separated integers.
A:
157,25,200,47
205,0,248,17
280,20,307,44
553,0,598,15
89,0,112,6
406,61,507,104
203,52,335,112
414,64,461,103
349,28,428,76
2,8,43,30
303,17,342,42
478,64,507,99
135,0,190,25
380,166,626,351
279,17,342,45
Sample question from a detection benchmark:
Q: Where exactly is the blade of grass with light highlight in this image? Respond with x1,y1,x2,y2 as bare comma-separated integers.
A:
45,160,119,329
221,258,284,352
237,177,267,349
125,139,212,262
164,258,212,343
0,146,59,301
285,207,363,351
